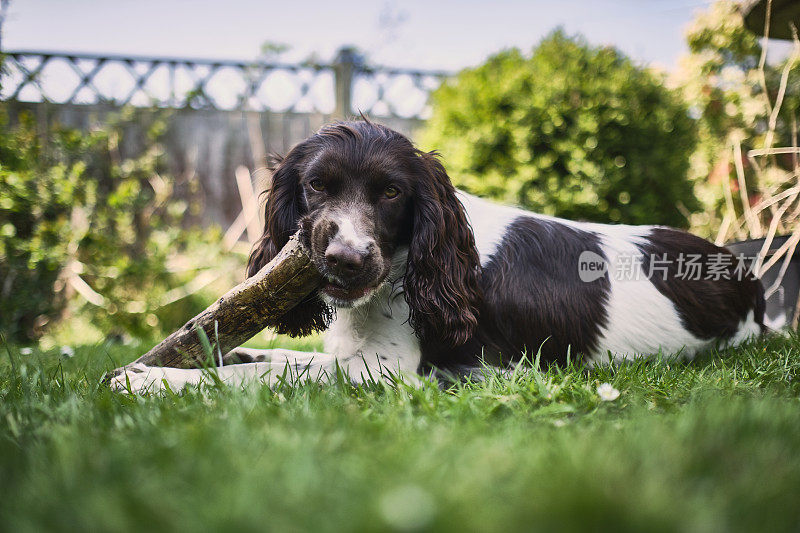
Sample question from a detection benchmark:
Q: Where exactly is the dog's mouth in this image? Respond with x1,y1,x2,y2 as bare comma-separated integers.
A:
314,251,392,306
321,281,377,303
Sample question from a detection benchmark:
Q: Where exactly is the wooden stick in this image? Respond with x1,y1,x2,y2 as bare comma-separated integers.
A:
132,232,321,369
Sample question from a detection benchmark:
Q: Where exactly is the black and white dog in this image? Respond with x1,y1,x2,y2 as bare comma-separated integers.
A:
111,120,765,392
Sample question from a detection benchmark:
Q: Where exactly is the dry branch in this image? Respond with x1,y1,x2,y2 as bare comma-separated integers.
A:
132,232,322,369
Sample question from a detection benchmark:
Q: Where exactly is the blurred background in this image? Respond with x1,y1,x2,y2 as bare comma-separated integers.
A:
1,0,798,348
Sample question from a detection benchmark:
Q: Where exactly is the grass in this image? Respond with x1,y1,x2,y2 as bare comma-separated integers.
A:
1,333,800,532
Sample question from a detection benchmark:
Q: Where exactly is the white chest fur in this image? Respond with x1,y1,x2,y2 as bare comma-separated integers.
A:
323,282,421,374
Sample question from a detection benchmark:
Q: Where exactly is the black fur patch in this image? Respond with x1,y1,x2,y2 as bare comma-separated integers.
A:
421,216,611,370
636,227,765,339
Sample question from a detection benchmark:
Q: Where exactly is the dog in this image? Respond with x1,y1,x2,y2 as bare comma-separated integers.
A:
110,120,765,392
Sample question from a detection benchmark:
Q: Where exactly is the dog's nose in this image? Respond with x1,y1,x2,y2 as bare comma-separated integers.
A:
325,242,366,275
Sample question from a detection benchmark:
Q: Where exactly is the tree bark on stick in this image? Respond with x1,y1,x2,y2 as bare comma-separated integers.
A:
133,232,321,369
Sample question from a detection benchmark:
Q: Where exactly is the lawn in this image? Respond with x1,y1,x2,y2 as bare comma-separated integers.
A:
1,333,800,533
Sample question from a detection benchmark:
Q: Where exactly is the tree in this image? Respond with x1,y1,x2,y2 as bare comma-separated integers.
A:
420,30,699,227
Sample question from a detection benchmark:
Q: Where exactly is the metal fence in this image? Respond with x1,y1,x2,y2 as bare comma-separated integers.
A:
1,47,449,120
0,48,452,228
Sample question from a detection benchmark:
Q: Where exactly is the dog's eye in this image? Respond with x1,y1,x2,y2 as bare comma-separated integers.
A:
384,185,400,199
309,179,325,192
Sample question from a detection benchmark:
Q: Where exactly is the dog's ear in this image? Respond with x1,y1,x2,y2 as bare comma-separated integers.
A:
247,146,333,337
404,151,481,346
246,151,301,277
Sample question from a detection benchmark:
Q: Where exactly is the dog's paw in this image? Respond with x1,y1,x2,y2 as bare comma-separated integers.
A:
221,349,258,365
107,363,169,394
222,347,287,365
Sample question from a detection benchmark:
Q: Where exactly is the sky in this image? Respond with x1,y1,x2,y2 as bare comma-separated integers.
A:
3,0,719,72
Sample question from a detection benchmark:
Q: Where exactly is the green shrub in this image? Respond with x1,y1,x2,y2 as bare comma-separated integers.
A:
0,107,221,343
0,112,73,340
676,0,800,239
420,30,700,226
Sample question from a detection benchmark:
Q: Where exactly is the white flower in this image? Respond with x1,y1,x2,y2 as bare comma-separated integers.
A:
597,383,620,402
20,347,33,355
60,346,75,358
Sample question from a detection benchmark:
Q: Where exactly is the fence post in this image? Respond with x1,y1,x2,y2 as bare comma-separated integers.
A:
333,47,360,120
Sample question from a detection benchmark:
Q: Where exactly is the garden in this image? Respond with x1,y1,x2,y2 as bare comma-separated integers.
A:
2,1,800,531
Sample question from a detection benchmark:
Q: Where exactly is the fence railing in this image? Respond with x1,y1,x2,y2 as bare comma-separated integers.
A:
1,47,450,119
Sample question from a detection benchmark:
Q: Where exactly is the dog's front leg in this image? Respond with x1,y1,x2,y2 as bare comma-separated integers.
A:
221,347,326,365
108,356,335,394
107,363,205,393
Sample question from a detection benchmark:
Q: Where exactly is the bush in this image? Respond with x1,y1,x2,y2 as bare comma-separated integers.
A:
675,0,800,240
420,30,700,226
0,112,72,340
0,107,223,343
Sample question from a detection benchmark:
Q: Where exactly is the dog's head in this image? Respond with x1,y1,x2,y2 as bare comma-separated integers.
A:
247,120,481,346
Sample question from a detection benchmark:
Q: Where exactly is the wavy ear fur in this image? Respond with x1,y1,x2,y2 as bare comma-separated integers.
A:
246,147,333,337
405,151,482,346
